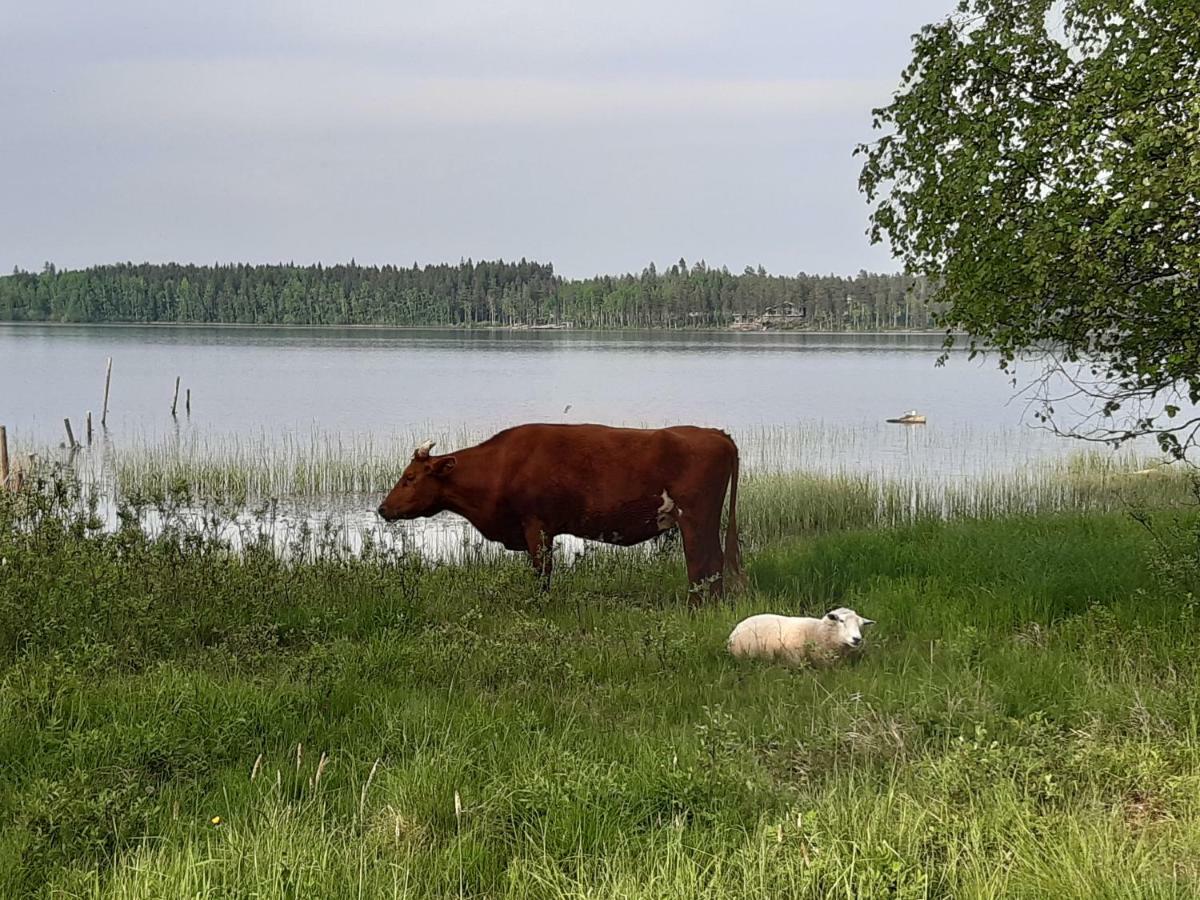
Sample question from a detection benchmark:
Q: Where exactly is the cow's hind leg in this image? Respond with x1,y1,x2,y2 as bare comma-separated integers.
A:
678,509,724,607
523,519,554,591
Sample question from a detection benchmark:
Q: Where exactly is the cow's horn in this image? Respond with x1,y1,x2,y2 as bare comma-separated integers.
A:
415,439,436,458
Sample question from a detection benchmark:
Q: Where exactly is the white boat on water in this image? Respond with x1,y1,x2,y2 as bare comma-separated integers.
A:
887,409,927,425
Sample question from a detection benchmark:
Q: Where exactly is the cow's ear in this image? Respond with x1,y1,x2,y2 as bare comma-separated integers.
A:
431,456,457,477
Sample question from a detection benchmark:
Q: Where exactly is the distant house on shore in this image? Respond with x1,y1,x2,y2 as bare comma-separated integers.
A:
761,302,807,326
731,302,807,330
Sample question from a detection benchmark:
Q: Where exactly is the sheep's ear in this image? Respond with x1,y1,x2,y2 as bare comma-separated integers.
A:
826,611,841,622
861,618,876,627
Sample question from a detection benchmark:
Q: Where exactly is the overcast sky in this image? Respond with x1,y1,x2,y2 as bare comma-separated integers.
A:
1,0,953,278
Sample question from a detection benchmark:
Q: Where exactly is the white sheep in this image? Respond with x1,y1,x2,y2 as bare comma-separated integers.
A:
726,607,875,666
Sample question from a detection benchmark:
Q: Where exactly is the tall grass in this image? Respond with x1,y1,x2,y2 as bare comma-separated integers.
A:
108,428,486,503
2,476,1199,897
17,427,1190,566
89,422,1165,503
742,458,1194,542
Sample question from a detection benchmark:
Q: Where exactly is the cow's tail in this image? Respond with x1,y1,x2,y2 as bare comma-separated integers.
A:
724,439,745,586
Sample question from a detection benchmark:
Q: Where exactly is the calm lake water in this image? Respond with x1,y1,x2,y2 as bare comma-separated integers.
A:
3,323,1163,559
3,323,1071,470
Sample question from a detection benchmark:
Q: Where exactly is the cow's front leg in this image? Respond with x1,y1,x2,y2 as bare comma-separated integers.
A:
522,519,554,591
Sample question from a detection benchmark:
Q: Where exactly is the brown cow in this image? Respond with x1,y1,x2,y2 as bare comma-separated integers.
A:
377,423,744,600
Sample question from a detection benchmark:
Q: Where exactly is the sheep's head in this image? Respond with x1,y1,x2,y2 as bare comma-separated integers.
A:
824,607,875,652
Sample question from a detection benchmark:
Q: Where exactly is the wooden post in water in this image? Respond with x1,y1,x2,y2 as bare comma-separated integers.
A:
101,357,112,428
0,425,9,490
86,411,93,445
171,376,180,418
64,418,78,449
186,388,191,417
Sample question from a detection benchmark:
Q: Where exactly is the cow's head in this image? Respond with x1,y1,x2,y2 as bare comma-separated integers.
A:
377,440,457,521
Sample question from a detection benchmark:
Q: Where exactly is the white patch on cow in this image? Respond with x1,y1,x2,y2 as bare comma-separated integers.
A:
657,490,681,530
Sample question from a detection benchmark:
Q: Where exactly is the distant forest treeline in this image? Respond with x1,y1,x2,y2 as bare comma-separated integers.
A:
0,260,939,330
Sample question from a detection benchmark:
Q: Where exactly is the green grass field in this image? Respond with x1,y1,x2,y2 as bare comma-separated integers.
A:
2,474,1200,898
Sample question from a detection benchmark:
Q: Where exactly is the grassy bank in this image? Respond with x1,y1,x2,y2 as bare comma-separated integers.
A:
2,479,1200,897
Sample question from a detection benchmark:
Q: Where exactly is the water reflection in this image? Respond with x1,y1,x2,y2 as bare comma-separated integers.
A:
1,324,1022,447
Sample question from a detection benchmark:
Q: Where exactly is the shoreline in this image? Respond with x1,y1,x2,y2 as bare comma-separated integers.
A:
0,319,956,337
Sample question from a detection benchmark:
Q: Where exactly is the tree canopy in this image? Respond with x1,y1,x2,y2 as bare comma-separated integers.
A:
0,261,931,332
859,0,1200,456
